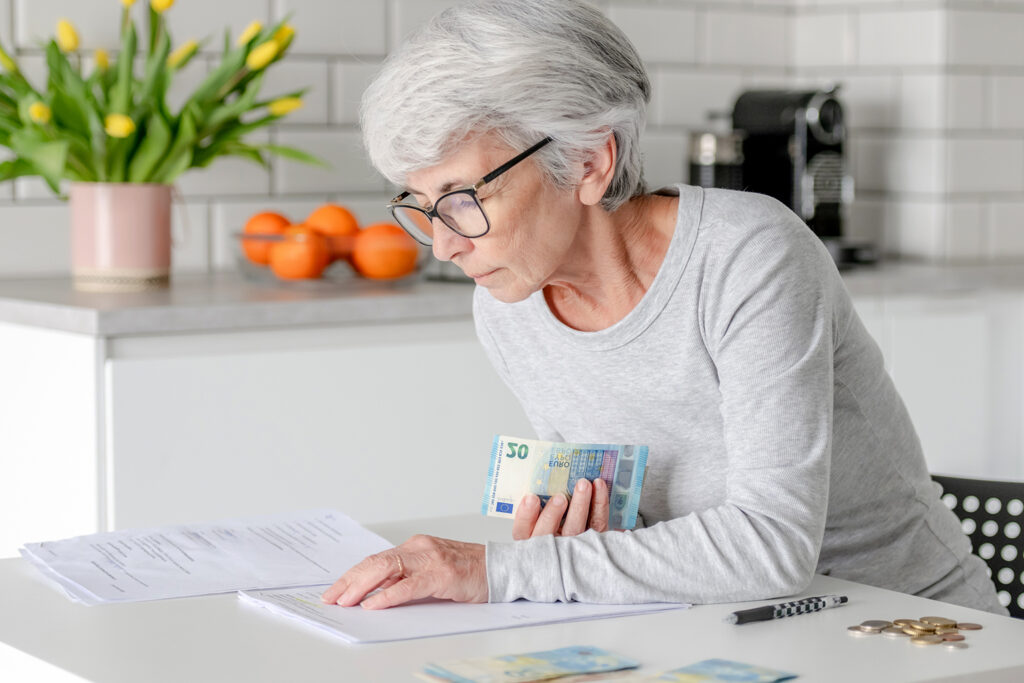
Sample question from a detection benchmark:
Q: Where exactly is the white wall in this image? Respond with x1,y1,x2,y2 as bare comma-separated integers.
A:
793,0,1024,262
1,0,1022,277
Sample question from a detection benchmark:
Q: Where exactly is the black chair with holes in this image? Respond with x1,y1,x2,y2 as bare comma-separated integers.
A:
932,475,1024,619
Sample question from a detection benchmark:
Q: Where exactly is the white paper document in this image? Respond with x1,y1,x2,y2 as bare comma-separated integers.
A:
239,587,690,643
20,510,392,605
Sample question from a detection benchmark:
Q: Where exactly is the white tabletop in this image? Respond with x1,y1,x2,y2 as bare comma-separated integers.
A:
2,514,1023,683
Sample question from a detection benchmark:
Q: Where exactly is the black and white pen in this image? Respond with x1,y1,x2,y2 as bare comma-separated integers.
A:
725,594,848,625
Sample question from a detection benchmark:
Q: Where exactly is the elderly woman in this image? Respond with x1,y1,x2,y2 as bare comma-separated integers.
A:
321,0,1005,614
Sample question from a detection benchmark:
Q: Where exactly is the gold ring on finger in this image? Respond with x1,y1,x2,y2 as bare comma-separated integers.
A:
394,554,405,578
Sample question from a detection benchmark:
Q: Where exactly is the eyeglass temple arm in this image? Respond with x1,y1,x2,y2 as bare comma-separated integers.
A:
478,137,553,186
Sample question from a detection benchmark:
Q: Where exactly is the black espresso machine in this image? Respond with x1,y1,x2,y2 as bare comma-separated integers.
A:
690,86,876,268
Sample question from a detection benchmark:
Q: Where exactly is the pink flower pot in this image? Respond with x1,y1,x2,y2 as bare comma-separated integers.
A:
70,182,172,292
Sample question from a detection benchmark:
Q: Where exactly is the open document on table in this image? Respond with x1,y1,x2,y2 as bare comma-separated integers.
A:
19,509,392,604
238,587,689,643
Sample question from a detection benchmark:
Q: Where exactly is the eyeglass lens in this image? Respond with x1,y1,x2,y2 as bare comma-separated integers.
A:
392,191,489,244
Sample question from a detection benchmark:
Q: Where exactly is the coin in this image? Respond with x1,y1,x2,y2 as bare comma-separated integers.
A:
858,621,887,632
921,616,957,627
893,618,917,626
902,626,923,636
935,626,959,635
911,635,944,646
848,625,877,636
943,642,969,650
957,622,983,630
860,618,892,630
941,633,966,642
906,620,937,632
882,627,910,638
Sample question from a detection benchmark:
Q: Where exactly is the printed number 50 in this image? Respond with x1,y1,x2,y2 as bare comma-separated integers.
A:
506,443,529,459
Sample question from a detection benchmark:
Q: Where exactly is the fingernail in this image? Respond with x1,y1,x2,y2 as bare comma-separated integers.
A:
522,495,537,509
553,494,567,506
575,479,587,493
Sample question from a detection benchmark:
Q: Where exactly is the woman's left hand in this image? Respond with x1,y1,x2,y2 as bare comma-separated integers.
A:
513,477,610,540
320,535,487,609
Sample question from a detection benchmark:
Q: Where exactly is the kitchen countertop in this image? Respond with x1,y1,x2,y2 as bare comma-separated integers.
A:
1,261,1024,337
0,272,475,336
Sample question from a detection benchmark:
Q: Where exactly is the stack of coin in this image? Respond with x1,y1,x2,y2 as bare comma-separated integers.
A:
846,615,982,650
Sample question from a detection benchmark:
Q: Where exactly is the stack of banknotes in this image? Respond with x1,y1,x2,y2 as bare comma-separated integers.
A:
482,435,648,530
418,647,798,683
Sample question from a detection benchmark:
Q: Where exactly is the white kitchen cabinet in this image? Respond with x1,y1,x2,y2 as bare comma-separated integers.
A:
105,320,533,531
850,292,1023,481
0,322,99,557
887,295,993,477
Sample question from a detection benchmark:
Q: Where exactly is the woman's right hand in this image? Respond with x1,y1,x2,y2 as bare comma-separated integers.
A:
512,478,610,540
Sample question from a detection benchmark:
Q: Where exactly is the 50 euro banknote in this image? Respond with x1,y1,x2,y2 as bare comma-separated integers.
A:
482,435,648,530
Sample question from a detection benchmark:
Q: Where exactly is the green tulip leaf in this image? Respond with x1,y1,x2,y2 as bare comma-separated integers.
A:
257,143,329,168
127,111,171,182
52,90,91,140
9,129,68,191
111,21,137,114
0,157,37,182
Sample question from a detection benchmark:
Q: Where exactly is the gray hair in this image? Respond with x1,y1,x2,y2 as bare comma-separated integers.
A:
360,0,651,212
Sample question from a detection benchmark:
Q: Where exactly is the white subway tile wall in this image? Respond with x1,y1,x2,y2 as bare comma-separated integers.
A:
2,0,1024,278
606,6,698,64
947,10,1024,68
275,0,386,56
856,9,946,68
945,201,987,262
795,0,1024,261
0,0,11,48
0,203,70,275
704,9,789,67
989,202,1024,259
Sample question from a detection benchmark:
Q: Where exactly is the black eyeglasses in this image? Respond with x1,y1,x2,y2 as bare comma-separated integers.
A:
387,137,552,246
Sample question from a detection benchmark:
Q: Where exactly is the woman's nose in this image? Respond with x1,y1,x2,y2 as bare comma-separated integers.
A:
431,218,469,262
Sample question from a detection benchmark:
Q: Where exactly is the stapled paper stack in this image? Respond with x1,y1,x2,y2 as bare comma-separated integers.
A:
20,509,392,604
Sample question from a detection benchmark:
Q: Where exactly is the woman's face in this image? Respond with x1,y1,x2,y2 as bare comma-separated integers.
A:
405,134,583,303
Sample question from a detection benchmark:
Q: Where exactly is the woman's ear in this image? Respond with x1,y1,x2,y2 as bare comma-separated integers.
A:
577,133,618,207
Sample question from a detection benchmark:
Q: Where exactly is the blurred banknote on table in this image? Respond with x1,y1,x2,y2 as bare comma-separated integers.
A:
421,645,640,683
482,435,648,530
649,659,797,682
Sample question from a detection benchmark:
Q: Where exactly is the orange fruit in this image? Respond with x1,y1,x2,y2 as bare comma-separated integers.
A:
242,211,290,265
305,203,360,262
351,223,419,280
268,225,331,280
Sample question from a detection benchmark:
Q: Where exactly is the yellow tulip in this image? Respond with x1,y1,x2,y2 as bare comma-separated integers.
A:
273,24,295,47
268,97,303,117
167,39,198,69
94,49,110,71
29,102,52,125
237,21,262,46
245,40,279,71
150,0,175,12
105,113,136,138
56,19,80,53
121,0,137,6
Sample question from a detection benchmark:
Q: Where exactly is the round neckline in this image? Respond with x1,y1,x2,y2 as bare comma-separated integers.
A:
531,184,704,351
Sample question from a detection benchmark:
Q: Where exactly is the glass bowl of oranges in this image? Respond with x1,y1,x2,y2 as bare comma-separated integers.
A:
235,203,426,284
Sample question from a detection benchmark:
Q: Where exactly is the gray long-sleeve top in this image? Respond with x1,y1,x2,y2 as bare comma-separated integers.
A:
476,185,1005,614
